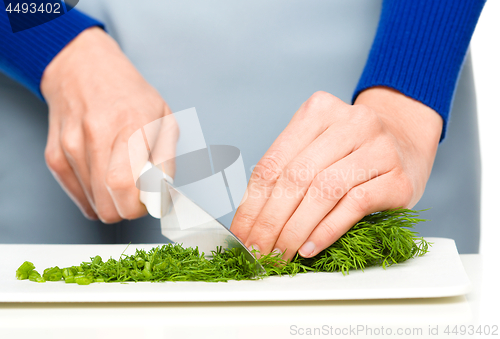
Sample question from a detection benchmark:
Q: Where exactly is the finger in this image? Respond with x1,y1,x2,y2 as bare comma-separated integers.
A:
60,121,98,210
242,121,362,256
144,106,178,177
298,171,411,258
274,146,392,260
230,92,347,243
106,128,148,220
45,125,97,219
85,125,122,223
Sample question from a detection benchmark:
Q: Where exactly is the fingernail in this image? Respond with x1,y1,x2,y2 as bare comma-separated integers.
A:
249,244,261,258
299,241,316,257
272,248,282,256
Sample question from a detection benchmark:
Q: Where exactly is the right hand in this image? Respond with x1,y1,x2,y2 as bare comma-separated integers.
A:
41,27,177,223
230,89,442,260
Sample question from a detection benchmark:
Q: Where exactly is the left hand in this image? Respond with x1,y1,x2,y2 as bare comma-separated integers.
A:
41,27,177,223
230,88,442,260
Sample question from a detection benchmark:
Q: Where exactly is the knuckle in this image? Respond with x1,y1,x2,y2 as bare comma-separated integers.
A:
388,152,403,170
396,174,415,207
309,90,332,101
60,132,80,158
253,154,284,187
318,217,340,241
283,159,315,189
82,116,100,141
255,217,278,235
378,147,401,171
346,187,372,215
105,168,131,192
311,175,346,202
308,91,336,107
301,91,337,116
282,225,303,244
45,148,68,174
232,211,255,230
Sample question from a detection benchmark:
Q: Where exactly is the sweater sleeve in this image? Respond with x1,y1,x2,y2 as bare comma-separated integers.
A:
0,0,104,100
353,0,486,141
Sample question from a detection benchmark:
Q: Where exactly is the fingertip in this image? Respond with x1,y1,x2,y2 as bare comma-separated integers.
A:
298,241,316,258
95,205,123,224
248,244,261,259
83,211,99,221
74,200,98,220
98,215,123,224
118,204,148,220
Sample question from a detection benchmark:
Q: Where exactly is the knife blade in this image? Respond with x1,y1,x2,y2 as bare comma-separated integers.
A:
160,178,266,275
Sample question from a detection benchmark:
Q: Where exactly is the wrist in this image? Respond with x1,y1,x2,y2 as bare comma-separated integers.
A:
40,27,119,101
355,86,442,141
354,86,443,174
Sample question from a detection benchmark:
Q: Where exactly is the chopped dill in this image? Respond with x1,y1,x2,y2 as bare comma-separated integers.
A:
16,208,430,284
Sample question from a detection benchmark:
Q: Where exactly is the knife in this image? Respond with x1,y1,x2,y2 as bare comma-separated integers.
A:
140,163,266,276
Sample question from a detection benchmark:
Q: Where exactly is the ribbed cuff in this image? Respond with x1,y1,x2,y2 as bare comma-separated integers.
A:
0,3,104,100
352,0,485,141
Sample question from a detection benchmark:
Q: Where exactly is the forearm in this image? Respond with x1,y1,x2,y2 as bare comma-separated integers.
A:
0,1,104,99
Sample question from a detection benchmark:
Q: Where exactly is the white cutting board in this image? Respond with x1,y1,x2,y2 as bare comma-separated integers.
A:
0,237,471,302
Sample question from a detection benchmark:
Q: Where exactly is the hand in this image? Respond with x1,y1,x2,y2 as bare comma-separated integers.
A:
41,27,175,223
230,88,442,260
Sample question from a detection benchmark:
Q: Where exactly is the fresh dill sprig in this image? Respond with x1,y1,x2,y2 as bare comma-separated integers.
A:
16,208,430,284
290,208,430,275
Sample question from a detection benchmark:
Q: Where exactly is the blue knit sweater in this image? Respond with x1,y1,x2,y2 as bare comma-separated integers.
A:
353,0,485,140
0,0,103,97
0,0,486,140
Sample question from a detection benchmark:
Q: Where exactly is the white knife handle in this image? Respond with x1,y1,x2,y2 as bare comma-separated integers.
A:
139,161,173,219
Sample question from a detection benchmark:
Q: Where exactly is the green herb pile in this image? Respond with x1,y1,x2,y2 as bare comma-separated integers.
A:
16,209,430,285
